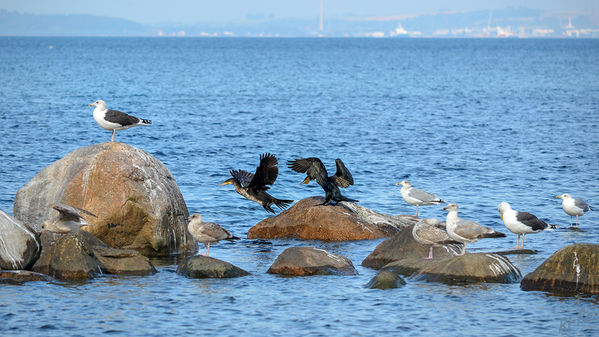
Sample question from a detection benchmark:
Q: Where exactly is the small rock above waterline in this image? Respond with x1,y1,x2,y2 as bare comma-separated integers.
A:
32,230,156,281
176,255,250,279
0,270,53,285
267,247,358,276
13,142,196,257
0,211,40,270
366,270,406,290
413,253,522,284
361,224,462,270
521,243,599,295
248,197,416,241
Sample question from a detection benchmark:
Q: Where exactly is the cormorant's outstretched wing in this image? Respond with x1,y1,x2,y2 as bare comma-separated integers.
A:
287,157,328,186
52,203,97,221
332,158,354,188
249,153,279,190
230,169,254,188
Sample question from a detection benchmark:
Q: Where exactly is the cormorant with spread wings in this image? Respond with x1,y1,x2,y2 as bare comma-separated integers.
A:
220,153,293,213
287,157,358,205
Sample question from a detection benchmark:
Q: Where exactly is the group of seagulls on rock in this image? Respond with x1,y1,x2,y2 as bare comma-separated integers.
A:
397,179,592,256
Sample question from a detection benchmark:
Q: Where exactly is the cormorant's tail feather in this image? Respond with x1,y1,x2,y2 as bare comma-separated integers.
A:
274,199,294,209
340,197,359,203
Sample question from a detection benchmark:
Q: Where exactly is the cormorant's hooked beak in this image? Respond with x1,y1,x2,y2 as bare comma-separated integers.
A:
219,181,232,186
301,177,311,185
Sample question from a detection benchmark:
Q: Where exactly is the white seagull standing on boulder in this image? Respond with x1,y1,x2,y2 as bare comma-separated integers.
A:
89,99,151,142
497,202,549,249
556,193,591,227
397,180,444,217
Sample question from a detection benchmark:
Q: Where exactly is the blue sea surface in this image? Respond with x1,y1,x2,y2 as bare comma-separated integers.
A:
0,37,598,336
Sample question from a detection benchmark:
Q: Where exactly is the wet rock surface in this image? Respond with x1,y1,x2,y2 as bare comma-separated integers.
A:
521,243,599,295
248,197,416,241
366,270,406,290
32,230,156,281
267,247,358,276
0,210,40,270
177,255,250,279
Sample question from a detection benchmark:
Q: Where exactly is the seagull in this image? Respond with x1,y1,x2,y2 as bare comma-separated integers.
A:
187,213,239,256
556,193,591,227
397,180,444,217
89,99,151,142
497,202,548,249
41,203,97,234
443,203,505,255
412,218,461,259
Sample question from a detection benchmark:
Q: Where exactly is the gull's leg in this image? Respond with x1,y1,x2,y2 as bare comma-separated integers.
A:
207,243,211,256
512,235,520,249
460,244,466,255
416,205,419,217
111,130,115,142
520,234,525,249
423,246,434,260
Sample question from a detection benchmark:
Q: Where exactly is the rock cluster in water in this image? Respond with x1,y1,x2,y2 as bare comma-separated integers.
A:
177,255,250,279
13,142,195,256
249,196,417,241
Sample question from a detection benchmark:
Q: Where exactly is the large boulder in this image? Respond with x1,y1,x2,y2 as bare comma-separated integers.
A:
412,253,522,284
13,142,196,257
177,255,250,279
32,230,156,281
267,247,358,276
521,243,599,295
0,210,40,270
248,197,416,241
361,224,462,269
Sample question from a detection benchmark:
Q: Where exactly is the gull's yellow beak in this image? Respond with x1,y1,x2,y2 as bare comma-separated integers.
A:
556,195,562,199
396,182,403,186
89,104,94,107
500,214,503,220
302,177,311,185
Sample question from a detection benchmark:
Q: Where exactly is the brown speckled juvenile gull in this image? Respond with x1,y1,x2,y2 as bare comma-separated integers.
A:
41,203,97,234
187,213,239,256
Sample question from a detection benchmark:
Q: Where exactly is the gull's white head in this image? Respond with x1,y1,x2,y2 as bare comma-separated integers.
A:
497,202,511,215
556,193,571,200
189,213,203,224
443,203,458,212
396,180,411,187
89,99,106,109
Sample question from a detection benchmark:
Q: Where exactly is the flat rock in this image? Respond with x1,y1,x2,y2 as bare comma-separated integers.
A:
493,249,538,256
32,230,156,281
366,270,406,290
412,253,522,284
361,224,462,269
13,142,196,257
176,255,250,279
521,243,599,295
267,247,358,276
0,270,53,285
248,197,416,241
0,211,40,270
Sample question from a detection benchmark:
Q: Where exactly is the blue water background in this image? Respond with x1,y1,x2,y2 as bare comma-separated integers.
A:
0,37,598,336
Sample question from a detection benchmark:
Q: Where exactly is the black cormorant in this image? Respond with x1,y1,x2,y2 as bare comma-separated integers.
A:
220,153,293,213
287,157,358,205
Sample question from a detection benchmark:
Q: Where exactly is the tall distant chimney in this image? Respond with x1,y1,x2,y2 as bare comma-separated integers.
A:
320,0,324,32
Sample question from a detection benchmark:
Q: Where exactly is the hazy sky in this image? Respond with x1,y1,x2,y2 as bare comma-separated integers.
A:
0,0,593,24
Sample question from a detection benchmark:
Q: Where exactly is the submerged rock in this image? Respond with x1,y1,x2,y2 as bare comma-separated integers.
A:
521,243,599,295
413,253,522,284
0,270,53,285
267,247,358,276
32,230,156,281
366,270,406,290
0,211,40,270
361,224,462,269
176,255,250,279
248,197,416,241
13,142,195,257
